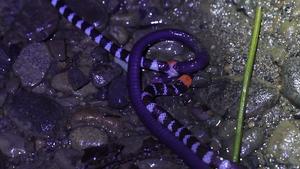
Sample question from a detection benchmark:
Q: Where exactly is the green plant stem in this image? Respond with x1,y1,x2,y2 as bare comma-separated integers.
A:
232,6,262,163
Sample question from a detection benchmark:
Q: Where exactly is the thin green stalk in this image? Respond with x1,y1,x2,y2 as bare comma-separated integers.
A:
232,6,262,162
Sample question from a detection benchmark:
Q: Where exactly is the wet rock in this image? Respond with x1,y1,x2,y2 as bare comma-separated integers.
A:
71,107,134,138
108,75,128,108
55,97,81,108
192,71,211,88
194,77,279,118
0,132,26,157
0,0,25,35
68,66,90,90
73,82,98,97
5,90,64,137
51,71,73,93
81,144,124,169
0,48,12,80
136,159,182,169
69,126,108,150
91,62,123,88
242,155,260,169
148,40,185,59
218,119,237,140
109,25,129,45
0,150,7,169
11,0,58,42
13,43,51,87
111,10,141,27
90,47,110,64
190,105,212,121
5,76,20,94
240,127,264,157
54,148,82,169
282,57,300,108
0,89,7,107
117,136,144,155
266,120,300,166
95,87,108,101
47,40,66,61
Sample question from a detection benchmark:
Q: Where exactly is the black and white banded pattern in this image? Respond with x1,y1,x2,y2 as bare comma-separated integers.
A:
141,78,237,169
50,0,178,77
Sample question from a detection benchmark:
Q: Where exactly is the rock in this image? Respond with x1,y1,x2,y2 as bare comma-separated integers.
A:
0,132,26,157
108,75,128,108
67,66,90,90
282,57,300,108
51,71,73,93
239,127,265,157
0,89,7,107
5,76,20,94
218,119,237,140
69,126,108,150
13,43,51,87
90,47,110,64
71,107,134,138
108,25,129,45
0,150,7,169
81,144,124,168
0,48,12,80
47,40,66,61
5,90,64,137
194,77,279,118
0,0,25,35
91,63,122,88
54,148,82,169
11,0,58,42
266,120,300,166
136,159,182,169
111,10,141,27
73,82,98,97
117,136,144,155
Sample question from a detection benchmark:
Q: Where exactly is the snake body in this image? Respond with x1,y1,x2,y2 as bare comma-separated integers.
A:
50,0,244,168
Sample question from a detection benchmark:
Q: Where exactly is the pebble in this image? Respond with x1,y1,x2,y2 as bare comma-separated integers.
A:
67,66,90,91
90,47,110,64
91,62,123,88
51,71,73,93
11,0,58,42
108,75,129,108
0,132,26,157
73,82,98,97
54,148,81,169
111,10,141,27
239,127,265,157
69,126,108,150
13,43,51,87
281,57,300,108
5,90,64,137
0,89,7,107
71,107,133,138
0,150,7,169
266,120,300,166
136,159,182,169
109,25,129,45
0,48,11,80
117,136,144,155
47,40,66,61
194,77,279,118
5,76,20,94
217,119,236,140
